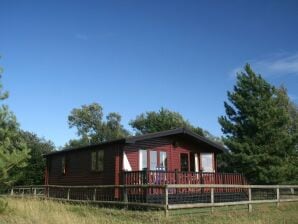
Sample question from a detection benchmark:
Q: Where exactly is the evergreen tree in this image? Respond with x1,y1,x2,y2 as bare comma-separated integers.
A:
0,64,30,187
219,64,297,184
12,131,54,185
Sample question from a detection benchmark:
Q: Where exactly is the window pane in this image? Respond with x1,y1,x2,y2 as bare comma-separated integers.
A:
150,151,158,170
91,152,96,171
159,152,167,171
180,153,188,172
201,153,214,172
139,150,147,171
97,150,104,171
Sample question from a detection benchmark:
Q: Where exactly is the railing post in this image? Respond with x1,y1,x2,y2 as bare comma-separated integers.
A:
248,187,252,212
276,186,280,207
93,188,97,201
211,187,214,213
175,170,178,184
67,188,70,200
164,185,169,217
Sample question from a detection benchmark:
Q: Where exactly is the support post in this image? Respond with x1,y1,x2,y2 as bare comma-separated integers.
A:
93,188,97,201
67,188,70,200
164,185,169,217
211,187,214,213
276,187,280,207
248,187,252,212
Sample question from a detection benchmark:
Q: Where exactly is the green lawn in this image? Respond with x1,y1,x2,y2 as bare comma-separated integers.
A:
0,197,297,224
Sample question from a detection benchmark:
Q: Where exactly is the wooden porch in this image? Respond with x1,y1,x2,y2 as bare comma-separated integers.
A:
123,171,248,186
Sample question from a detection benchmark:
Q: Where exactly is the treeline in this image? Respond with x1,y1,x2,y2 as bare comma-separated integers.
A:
0,63,297,189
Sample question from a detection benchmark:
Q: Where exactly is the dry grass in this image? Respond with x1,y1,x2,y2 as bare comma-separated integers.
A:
0,197,297,224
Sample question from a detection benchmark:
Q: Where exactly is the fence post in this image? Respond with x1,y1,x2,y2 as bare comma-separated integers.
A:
276,186,280,207
248,187,252,212
67,188,70,200
164,185,169,217
10,188,14,196
123,186,128,204
211,187,214,213
290,188,294,195
33,188,37,197
93,188,97,201
47,186,50,198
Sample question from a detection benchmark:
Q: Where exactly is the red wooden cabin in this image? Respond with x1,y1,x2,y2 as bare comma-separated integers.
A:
44,128,246,187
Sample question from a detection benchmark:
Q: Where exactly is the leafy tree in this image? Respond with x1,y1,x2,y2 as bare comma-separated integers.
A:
218,64,297,184
129,107,205,136
67,103,129,147
0,63,30,187
12,131,55,185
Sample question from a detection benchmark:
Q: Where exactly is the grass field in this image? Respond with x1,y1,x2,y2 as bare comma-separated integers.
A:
0,197,297,224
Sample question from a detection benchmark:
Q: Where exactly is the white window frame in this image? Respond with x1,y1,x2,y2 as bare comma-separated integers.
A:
139,149,147,171
200,153,214,172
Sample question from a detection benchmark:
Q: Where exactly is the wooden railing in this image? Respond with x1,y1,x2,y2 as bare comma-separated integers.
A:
123,171,247,186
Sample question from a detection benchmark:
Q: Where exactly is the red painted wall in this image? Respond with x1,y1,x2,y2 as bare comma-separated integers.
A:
124,136,218,172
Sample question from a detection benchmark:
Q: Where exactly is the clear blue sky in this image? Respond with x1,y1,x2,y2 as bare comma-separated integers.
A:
1,0,298,147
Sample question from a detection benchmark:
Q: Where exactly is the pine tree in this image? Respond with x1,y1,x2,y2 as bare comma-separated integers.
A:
219,64,297,184
0,63,30,187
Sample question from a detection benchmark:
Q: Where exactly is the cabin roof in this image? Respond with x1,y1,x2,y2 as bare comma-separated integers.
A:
44,128,226,157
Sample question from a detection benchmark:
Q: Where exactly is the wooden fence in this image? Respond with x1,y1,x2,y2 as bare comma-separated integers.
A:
7,184,298,217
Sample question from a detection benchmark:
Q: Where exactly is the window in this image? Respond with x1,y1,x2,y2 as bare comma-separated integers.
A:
159,151,167,171
180,153,189,171
61,156,66,174
201,153,214,172
139,150,147,171
150,151,158,170
91,150,104,172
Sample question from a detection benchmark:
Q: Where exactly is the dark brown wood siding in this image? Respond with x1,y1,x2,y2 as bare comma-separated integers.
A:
47,143,123,185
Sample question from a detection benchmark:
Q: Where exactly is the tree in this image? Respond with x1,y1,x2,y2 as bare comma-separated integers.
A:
67,103,129,147
0,63,30,187
12,131,55,185
218,64,297,184
129,107,205,136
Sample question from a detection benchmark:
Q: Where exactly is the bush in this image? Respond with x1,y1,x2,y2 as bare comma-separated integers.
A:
0,198,8,213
